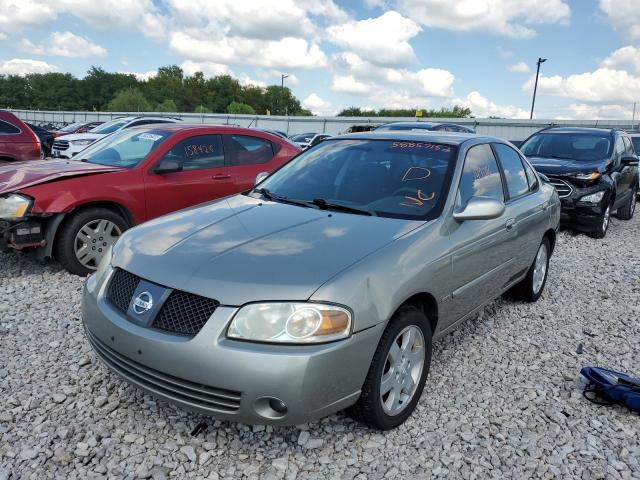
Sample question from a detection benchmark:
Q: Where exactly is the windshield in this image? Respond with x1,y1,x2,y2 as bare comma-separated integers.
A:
290,133,316,142
631,137,640,153
90,119,129,134
75,129,171,168
521,133,612,161
256,139,457,220
60,122,83,132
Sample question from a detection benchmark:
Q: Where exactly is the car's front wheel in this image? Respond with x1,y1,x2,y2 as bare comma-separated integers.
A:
588,202,611,239
349,305,432,430
55,207,128,276
616,185,637,220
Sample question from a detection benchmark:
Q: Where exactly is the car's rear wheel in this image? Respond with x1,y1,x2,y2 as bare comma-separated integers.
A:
588,203,611,239
348,305,432,430
508,237,550,302
616,185,637,220
55,208,128,276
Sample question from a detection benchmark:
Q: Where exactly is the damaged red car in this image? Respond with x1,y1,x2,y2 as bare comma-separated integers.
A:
0,124,299,275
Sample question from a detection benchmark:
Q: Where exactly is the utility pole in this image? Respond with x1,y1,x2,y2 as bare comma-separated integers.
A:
281,73,289,116
530,57,547,120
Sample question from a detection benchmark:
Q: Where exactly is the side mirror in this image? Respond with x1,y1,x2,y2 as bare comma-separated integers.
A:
154,158,182,174
453,197,505,222
255,172,269,185
538,172,550,183
621,155,639,167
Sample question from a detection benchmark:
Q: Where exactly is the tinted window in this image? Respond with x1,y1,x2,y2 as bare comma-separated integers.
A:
258,139,457,220
631,137,640,153
623,136,633,155
523,160,539,191
0,120,20,134
615,136,625,157
225,135,274,166
78,129,171,167
458,144,504,208
521,133,611,161
494,143,529,199
163,135,224,170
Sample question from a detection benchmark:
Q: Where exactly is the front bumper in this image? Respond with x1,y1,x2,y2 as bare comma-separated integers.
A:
51,143,87,159
556,185,610,232
82,272,383,425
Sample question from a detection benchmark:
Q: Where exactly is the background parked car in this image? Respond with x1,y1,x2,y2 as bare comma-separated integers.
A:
0,111,41,163
374,121,476,133
0,125,300,275
521,127,639,238
51,116,181,159
54,121,104,138
289,132,331,149
26,123,55,157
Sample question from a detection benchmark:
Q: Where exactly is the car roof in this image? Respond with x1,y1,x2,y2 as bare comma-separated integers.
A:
126,123,289,137
333,131,495,146
539,127,617,135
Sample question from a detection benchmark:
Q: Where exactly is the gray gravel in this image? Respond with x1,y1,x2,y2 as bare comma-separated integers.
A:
1,214,639,479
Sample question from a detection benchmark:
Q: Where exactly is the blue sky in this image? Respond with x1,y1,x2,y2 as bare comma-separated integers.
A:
1,0,640,119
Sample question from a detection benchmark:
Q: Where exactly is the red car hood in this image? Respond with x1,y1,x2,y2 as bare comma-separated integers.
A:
0,160,122,195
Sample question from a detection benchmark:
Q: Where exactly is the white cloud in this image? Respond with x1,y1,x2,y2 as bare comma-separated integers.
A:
303,93,330,110
180,60,231,78
20,31,106,58
566,103,635,120
394,0,571,39
327,11,421,67
238,73,266,88
120,70,156,81
454,91,529,118
0,0,57,34
599,0,640,42
507,61,530,73
0,58,59,75
601,45,640,74
331,75,370,94
522,68,640,103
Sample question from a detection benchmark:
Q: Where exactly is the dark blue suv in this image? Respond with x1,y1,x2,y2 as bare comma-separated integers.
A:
520,127,638,238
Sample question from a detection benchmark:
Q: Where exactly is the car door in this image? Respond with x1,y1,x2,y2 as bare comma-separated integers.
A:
144,134,235,219
619,136,636,200
222,134,278,191
611,135,629,210
447,143,511,323
492,143,547,281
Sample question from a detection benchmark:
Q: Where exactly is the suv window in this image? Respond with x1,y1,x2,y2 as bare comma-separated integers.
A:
0,120,20,134
493,143,529,199
162,135,224,170
623,136,634,155
224,135,274,166
458,144,504,208
615,136,625,157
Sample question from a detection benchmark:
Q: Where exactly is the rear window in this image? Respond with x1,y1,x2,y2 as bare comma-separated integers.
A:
0,120,20,134
225,135,275,165
521,132,612,161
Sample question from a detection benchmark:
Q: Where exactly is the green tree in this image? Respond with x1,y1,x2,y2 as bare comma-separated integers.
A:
156,99,178,112
81,67,138,110
107,88,152,112
227,101,255,114
143,65,184,107
194,104,211,113
27,73,81,110
0,75,30,109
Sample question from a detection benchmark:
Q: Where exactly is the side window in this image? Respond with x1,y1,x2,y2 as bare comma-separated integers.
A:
458,144,504,208
623,136,633,155
523,160,539,191
493,143,530,199
0,120,20,134
615,136,625,157
224,135,274,166
162,135,224,171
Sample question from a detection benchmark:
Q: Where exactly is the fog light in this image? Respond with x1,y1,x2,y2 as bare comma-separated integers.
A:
268,398,288,414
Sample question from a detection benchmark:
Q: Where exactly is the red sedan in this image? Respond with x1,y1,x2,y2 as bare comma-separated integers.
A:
0,110,41,163
0,124,300,274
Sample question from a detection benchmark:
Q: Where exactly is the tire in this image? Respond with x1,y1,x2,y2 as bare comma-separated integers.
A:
588,202,611,239
55,207,128,276
616,185,637,220
508,237,550,302
348,305,433,430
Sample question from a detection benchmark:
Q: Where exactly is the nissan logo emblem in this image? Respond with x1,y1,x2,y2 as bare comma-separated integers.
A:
133,291,153,315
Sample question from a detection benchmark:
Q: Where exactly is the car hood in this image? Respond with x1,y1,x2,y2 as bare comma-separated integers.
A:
527,156,606,175
0,159,122,194
114,194,420,305
58,132,107,142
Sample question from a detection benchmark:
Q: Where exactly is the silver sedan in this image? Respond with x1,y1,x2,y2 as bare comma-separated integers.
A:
83,132,560,429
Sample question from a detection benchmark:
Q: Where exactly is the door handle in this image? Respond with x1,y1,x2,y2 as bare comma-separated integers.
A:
505,218,516,230
211,174,231,180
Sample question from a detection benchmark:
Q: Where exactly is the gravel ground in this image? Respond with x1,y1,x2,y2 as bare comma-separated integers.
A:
1,214,639,480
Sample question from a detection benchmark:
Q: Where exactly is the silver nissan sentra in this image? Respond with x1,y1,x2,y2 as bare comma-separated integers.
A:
83,132,560,429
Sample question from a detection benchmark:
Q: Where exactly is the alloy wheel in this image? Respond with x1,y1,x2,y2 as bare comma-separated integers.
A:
532,243,548,295
602,205,610,235
74,219,121,269
380,325,425,416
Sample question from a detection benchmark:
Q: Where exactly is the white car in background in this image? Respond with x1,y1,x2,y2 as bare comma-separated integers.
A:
50,116,181,158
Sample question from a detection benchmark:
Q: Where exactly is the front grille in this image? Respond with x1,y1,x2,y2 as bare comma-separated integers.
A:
546,175,573,198
106,269,140,312
52,139,69,150
86,329,242,412
105,268,218,337
152,290,219,336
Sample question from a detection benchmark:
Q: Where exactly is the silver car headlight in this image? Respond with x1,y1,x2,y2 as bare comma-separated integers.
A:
0,194,32,220
70,139,94,146
579,191,605,203
227,303,352,344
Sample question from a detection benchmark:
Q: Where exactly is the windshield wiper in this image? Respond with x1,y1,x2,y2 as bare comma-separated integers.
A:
311,198,374,216
254,188,315,209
